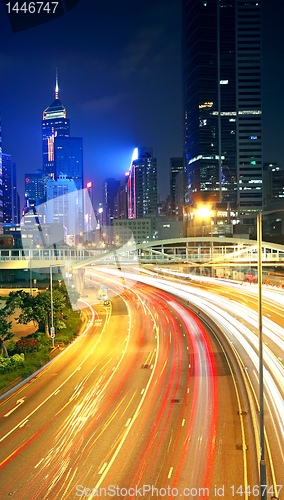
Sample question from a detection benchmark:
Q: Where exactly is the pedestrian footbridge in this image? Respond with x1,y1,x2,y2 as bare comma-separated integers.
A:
1,237,284,270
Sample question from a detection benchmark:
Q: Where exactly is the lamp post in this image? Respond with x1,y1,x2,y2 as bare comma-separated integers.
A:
256,206,284,499
257,210,266,498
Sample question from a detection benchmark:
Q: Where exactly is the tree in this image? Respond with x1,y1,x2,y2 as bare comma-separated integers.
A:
53,283,80,306
0,310,13,358
5,289,66,336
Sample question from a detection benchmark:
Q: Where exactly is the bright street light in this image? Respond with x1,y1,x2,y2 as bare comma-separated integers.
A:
195,206,213,218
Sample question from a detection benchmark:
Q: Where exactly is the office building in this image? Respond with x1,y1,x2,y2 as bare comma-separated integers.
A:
0,105,3,233
170,157,184,217
46,174,79,239
25,170,51,206
113,217,152,245
54,136,83,190
127,147,158,219
102,178,120,226
2,154,20,224
182,0,262,224
42,72,70,175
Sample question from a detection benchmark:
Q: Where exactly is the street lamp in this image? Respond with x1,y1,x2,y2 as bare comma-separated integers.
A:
257,206,284,499
257,211,266,497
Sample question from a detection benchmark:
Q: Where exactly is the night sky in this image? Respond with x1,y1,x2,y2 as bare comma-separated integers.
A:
0,0,283,210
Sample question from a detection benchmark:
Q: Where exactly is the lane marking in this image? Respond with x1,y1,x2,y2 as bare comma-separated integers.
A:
125,418,131,427
99,463,107,475
182,419,185,427
4,398,25,417
140,389,145,395
19,419,28,428
34,458,44,469
168,467,173,479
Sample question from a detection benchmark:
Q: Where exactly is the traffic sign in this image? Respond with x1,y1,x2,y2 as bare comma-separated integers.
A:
50,327,55,338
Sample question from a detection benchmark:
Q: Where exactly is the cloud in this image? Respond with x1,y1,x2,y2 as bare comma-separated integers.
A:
119,26,163,77
81,92,126,113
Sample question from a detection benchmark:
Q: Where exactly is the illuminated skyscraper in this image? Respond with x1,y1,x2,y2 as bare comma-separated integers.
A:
0,105,3,233
127,148,158,219
46,174,78,238
182,0,262,222
42,71,70,175
2,154,20,224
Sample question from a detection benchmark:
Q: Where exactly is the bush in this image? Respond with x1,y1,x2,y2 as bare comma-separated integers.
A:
7,339,16,356
0,353,25,373
14,337,39,354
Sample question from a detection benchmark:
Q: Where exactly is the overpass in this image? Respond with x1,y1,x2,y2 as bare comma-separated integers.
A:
1,237,284,270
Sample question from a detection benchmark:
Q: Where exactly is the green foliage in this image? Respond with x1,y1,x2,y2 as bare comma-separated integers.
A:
54,309,81,344
7,339,16,355
0,353,25,373
5,288,66,333
14,337,39,354
0,309,13,357
53,283,80,306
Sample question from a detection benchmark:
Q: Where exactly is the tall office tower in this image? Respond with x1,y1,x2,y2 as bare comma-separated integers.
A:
170,157,184,214
46,174,78,238
127,147,158,219
102,178,120,226
42,72,70,175
2,154,20,223
0,105,3,234
25,170,51,206
182,0,262,223
114,179,128,219
54,137,83,191
54,136,84,232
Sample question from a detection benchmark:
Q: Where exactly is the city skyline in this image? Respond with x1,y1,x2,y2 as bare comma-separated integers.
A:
0,0,283,212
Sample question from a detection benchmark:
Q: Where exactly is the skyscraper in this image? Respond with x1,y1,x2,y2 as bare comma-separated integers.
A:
0,105,3,234
46,174,78,239
42,72,70,175
127,147,158,219
102,178,120,226
2,154,20,224
182,0,262,224
25,170,51,206
54,136,83,191
170,157,184,216
41,73,84,234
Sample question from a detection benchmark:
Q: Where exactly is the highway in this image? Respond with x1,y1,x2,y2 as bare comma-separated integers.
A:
0,275,250,499
96,266,284,498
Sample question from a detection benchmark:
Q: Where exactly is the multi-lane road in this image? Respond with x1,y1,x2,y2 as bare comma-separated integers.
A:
0,268,283,499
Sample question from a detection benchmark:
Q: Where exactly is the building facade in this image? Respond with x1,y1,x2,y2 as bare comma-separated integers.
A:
170,157,184,217
102,178,121,227
46,174,78,239
182,0,262,224
42,74,70,175
2,154,20,224
113,217,152,245
0,105,3,233
25,170,51,207
127,147,158,219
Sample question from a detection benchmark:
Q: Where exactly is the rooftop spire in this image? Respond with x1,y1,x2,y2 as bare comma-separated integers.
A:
55,68,59,99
